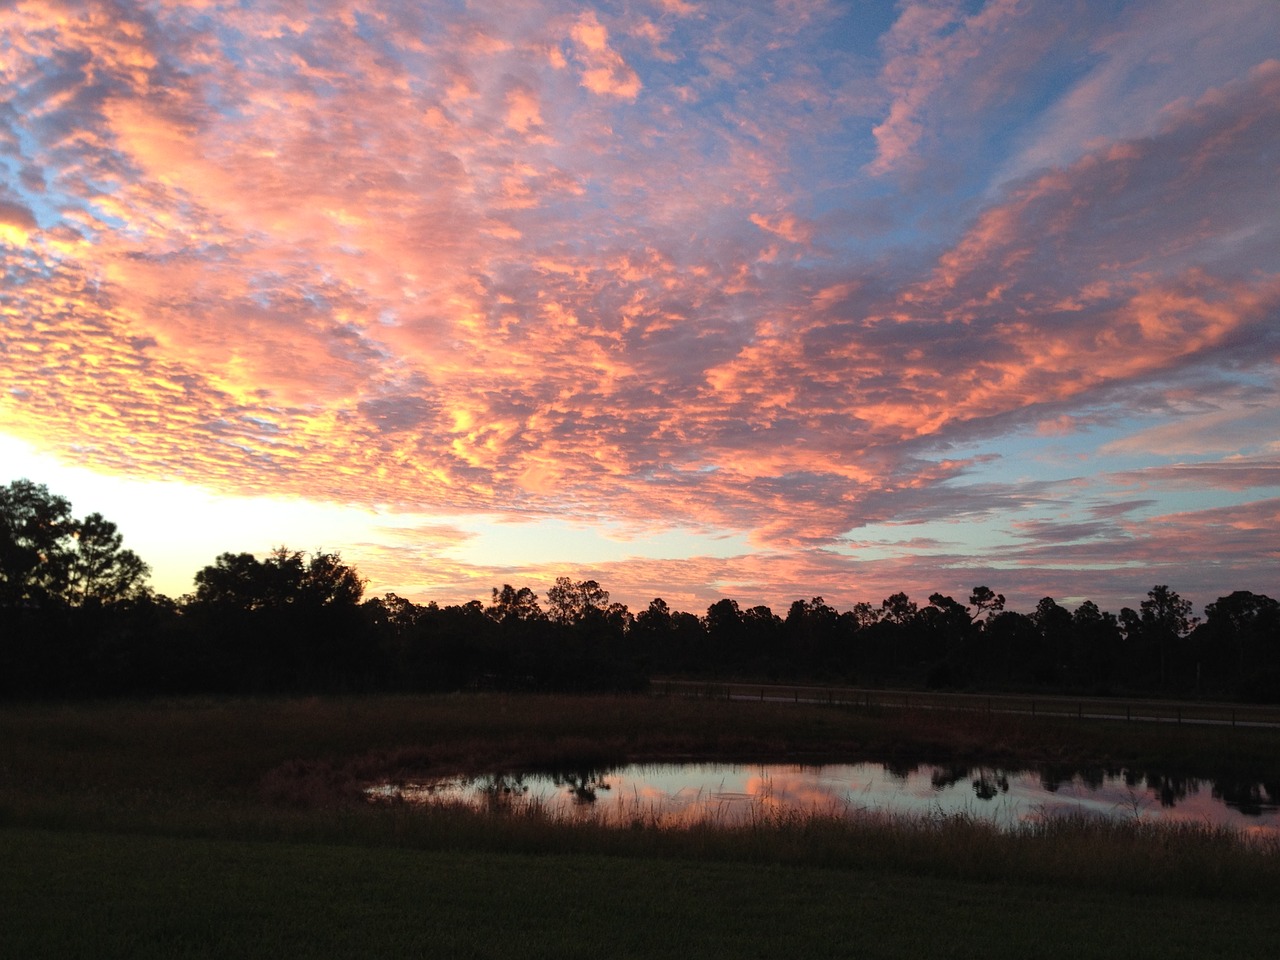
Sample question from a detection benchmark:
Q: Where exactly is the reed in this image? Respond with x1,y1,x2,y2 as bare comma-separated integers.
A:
309,791,1280,898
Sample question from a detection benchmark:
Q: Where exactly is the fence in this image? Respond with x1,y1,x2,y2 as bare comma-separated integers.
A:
653,679,1280,729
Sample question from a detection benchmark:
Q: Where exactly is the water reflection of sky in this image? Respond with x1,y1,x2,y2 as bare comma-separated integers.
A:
369,763,1280,834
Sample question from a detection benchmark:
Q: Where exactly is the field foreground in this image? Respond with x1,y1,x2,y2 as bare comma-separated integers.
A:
3,693,1279,957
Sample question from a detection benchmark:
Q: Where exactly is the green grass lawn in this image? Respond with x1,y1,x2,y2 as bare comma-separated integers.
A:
4,826,1277,960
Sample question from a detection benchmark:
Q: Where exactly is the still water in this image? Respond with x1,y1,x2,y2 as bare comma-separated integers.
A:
368,761,1280,835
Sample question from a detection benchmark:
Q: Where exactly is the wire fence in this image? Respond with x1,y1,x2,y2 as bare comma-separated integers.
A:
654,679,1280,729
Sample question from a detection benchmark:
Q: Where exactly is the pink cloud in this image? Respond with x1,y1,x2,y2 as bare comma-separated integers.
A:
569,11,641,100
1109,460,1280,492
504,84,545,133
749,212,812,245
868,0,1027,175
1,0,1274,614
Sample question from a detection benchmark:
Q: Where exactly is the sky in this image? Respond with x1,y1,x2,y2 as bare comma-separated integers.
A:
2,0,1278,617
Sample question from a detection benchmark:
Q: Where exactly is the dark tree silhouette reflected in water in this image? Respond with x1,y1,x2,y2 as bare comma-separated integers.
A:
926,764,1010,801
1146,773,1192,808
475,773,530,811
972,771,1010,801
883,759,920,781
550,768,612,804
367,760,1280,832
1213,780,1280,817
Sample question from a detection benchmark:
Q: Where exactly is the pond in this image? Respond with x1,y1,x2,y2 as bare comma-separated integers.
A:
367,761,1280,836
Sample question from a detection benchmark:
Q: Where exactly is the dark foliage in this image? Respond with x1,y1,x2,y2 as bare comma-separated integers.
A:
2,479,1277,700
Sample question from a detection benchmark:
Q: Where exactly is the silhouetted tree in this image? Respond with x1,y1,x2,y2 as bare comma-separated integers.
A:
635,597,673,633
1139,585,1198,691
363,592,422,633
1199,591,1280,699
1032,597,1073,683
922,594,973,684
488,584,545,623
880,592,917,625
1,479,74,608
66,513,151,607
0,480,149,608
187,548,368,692
10,474,1280,703
926,593,971,633
1,481,155,696
704,598,745,669
545,577,610,625
1071,600,1122,692
983,610,1041,684
361,592,426,690
633,598,709,673
849,601,881,629
969,586,1005,625
192,548,363,610
783,597,841,673
741,604,786,675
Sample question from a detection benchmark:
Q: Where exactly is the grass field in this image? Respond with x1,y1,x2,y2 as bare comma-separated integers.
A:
3,693,1279,957
5,827,1280,960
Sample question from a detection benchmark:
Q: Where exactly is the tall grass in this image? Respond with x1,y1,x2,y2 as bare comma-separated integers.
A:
310,789,1280,898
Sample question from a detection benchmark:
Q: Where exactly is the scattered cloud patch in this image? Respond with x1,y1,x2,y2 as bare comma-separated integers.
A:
0,0,1274,613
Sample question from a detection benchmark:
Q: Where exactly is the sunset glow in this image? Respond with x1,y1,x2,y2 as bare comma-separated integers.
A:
2,0,1277,612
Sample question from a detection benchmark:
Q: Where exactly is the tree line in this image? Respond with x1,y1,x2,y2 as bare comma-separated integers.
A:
2,479,1277,700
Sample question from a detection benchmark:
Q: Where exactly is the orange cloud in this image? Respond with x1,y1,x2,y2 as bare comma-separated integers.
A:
749,212,812,245
570,11,641,99
503,85,543,133
2,0,1276,615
